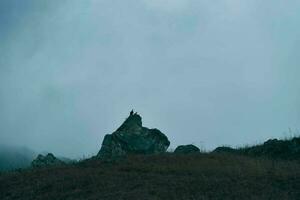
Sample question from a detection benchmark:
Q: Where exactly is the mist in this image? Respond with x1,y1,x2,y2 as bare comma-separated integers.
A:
0,0,299,159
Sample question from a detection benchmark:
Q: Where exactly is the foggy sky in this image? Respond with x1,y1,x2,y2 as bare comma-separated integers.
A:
0,0,299,158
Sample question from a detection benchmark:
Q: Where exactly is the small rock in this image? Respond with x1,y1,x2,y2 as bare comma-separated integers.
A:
213,146,236,153
174,144,200,154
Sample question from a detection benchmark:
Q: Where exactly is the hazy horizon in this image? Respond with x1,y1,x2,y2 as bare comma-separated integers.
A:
1,0,299,159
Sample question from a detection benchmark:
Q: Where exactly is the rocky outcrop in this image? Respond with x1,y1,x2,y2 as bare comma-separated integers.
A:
97,112,170,160
31,153,64,168
174,144,200,154
241,138,300,159
213,137,300,160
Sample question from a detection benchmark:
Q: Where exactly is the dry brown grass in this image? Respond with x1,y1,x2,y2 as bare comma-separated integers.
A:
0,153,300,200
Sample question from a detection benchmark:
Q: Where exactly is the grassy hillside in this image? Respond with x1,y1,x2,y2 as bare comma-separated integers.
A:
1,153,300,200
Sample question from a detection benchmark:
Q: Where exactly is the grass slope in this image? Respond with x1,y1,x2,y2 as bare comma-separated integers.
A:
1,153,300,200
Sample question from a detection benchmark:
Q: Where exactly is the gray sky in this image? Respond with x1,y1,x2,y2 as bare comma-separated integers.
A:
0,0,299,158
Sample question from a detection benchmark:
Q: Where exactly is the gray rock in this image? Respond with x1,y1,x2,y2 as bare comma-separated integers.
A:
213,146,237,153
31,153,64,168
97,112,170,159
174,144,200,154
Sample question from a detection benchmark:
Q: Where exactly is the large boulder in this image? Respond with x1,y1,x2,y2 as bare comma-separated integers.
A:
97,112,170,159
31,153,64,168
174,144,200,154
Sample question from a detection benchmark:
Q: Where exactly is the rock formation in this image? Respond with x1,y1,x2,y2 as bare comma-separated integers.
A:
97,112,170,159
174,144,200,154
31,153,64,168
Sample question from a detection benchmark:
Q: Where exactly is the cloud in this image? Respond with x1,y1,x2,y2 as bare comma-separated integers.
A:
0,0,299,158
142,0,189,13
